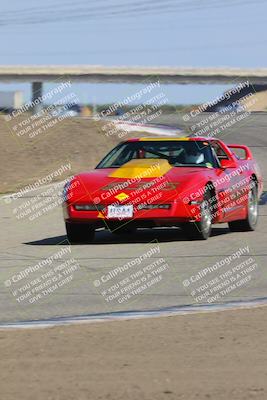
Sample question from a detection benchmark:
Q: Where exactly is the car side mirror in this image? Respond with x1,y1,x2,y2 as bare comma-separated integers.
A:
220,159,237,169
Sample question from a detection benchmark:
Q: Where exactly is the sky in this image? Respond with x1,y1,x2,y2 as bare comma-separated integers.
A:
0,0,266,104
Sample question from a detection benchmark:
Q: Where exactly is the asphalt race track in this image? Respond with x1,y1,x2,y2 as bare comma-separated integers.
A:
1,112,267,326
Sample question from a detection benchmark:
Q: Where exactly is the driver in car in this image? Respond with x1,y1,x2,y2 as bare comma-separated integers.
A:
186,147,205,164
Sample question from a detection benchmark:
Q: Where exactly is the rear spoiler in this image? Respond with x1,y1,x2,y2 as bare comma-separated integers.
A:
227,144,253,160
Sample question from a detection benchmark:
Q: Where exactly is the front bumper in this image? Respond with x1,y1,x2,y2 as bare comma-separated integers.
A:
63,199,202,227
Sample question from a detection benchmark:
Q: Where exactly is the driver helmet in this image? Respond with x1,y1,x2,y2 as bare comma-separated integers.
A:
186,148,204,164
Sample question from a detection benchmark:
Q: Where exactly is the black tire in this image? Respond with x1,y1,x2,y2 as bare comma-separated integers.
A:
65,222,95,244
228,181,258,232
182,189,213,240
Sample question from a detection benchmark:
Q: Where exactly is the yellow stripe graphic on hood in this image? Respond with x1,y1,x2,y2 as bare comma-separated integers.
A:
109,159,172,179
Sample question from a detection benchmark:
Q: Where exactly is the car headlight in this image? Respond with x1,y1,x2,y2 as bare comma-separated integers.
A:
74,204,105,211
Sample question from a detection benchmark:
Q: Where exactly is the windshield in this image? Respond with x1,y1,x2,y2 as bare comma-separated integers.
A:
96,140,216,169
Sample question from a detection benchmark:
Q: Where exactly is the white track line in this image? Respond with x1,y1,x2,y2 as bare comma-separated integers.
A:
1,298,267,330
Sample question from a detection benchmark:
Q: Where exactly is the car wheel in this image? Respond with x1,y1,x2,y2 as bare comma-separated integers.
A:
228,181,258,232
65,222,95,244
182,189,213,240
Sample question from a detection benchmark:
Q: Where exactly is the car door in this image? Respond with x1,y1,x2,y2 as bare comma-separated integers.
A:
210,141,246,221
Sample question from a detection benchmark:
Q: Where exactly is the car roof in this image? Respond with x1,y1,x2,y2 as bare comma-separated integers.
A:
125,136,214,142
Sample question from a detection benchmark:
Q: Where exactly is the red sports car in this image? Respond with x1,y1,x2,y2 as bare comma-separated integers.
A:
63,137,263,243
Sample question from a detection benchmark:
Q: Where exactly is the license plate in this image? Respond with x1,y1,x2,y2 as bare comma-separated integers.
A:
107,205,134,219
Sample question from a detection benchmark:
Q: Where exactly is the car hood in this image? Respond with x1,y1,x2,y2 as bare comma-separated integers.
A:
68,159,213,203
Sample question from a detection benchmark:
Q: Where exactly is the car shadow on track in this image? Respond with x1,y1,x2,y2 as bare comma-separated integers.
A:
24,226,230,245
